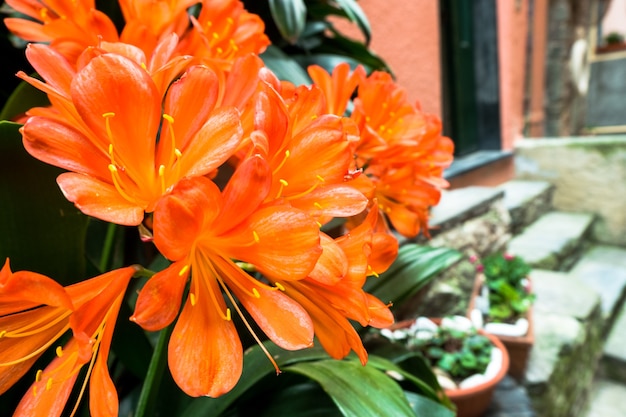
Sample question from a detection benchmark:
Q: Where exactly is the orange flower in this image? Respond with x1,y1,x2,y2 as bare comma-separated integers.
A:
278,208,395,364
0,259,136,417
243,77,368,221
4,0,119,64
177,0,270,71
19,43,243,226
131,158,321,397
307,62,366,116
310,63,454,238
118,0,199,56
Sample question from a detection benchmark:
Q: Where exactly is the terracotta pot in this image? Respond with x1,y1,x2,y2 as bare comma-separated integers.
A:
390,318,510,417
468,274,534,381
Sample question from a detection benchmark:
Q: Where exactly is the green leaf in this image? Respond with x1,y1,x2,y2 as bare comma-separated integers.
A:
364,244,462,310
260,45,311,85
0,121,89,283
404,391,456,417
334,0,372,45
269,0,307,44
0,79,49,121
180,344,331,416
287,359,415,417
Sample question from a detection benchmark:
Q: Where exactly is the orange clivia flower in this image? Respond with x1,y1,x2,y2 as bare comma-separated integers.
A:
19,43,243,226
309,63,454,238
131,157,321,397
118,0,199,56
4,0,119,64
178,0,270,71
278,208,395,364
0,259,136,417
243,76,368,221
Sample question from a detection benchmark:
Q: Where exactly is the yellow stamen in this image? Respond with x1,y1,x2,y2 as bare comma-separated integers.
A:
46,378,53,390
252,231,260,243
273,150,290,175
190,293,197,306
179,264,189,276
35,369,43,382
56,346,63,357
313,202,323,209
158,165,166,194
279,179,289,187
252,288,260,298
0,330,6,338
274,282,285,291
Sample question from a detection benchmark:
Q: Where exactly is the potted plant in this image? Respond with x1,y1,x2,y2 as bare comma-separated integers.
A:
377,316,509,417
468,252,535,380
596,31,626,53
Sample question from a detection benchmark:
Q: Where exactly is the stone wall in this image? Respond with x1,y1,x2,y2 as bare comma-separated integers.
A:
514,136,626,246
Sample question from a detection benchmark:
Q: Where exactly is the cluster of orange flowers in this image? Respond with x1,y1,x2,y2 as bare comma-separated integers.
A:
0,0,453,415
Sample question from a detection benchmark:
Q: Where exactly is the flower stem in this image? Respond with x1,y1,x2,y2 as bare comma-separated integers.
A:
135,324,173,417
99,222,118,272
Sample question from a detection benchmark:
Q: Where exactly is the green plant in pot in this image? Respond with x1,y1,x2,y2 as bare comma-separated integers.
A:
372,316,509,417
469,252,535,380
477,252,534,325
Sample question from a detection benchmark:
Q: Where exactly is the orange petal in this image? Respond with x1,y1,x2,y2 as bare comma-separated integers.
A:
153,176,221,260
23,43,75,97
365,293,395,329
308,234,347,285
234,206,322,281
216,258,313,350
57,172,144,226
71,53,161,183
213,154,271,234
168,278,242,397
289,184,368,218
131,262,188,331
14,340,82,417
0,269,72,313
22,116,110,180
179,107,243,178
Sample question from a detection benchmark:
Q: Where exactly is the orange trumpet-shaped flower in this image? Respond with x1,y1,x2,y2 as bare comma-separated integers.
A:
0,260,136,417
178,0,270,71
118,0,199,56
4,0,119,64
131,157,321,397
278,208,395,364
308,62,455,238
19,43,243,226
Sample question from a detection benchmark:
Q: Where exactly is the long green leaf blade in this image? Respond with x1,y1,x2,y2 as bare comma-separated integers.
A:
287,360,415,417
268,0,307,44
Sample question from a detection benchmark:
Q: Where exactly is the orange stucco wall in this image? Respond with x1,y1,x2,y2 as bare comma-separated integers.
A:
340,0,442,117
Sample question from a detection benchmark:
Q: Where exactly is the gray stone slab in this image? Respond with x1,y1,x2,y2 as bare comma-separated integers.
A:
603,302,626,383
428,186,504,228
525,313,583,388
500,180,553,212
506,211,594,269
580,379,626,417
570,245,626,321
531,269,600,321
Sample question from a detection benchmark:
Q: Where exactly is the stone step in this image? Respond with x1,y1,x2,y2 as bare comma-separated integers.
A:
499,180,555,235
416,186,511,258
579,379,626,417
600,298,626,384
506,211,595,271
570,245,626,326
523,270,603,417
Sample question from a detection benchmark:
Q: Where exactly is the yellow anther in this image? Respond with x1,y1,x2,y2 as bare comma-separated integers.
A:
225,308,232,321
311,114,318,120
55,346,63,357
190,293,197,306
174,149,182,159
316,175,325,183
0,330,6,338
140,62,147,70
35,370,43,382
252,231,260,243
179,264,189,276
274,282,285,291
162,114,174,124
108,164,118,174
226,17,234,25
103,112,115,118
252,288,260,298
216,47,223,54
316,221,322,228
212,32,219,40
279,179,289,187
46,378,53,391
313,202,323,209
